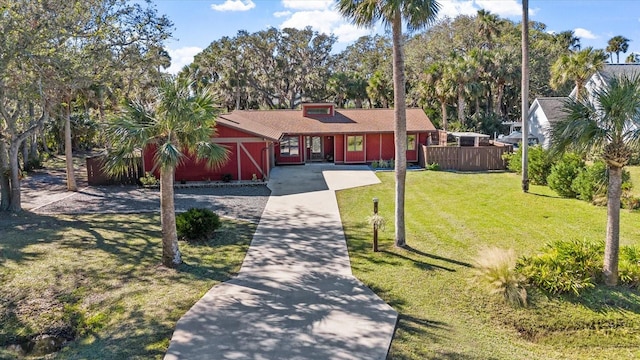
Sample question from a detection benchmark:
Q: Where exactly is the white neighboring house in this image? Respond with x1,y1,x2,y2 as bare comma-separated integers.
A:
527,97,568,149
528,64,640,149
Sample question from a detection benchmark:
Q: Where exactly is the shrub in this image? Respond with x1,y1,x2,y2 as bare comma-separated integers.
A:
221,173,233,182
139,172,158,186
571,160,632,203
619,246,640,288
547,153,584,198
518,239,603,295
503,145,553,185
622,194,640,210
473,247,527,307
371,160,379,169
425,162,440,171
176,208,221,242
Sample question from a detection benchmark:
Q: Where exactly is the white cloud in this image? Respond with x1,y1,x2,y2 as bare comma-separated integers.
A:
574,27,598,40
274,11,292,18
281,0,333,11
437,0,537,20
211,0,255,12
277,6,373,44
166,46,202,75
437,0,477,19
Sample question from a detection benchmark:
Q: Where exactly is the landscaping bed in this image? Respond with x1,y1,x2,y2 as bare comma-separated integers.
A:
337,169,640,359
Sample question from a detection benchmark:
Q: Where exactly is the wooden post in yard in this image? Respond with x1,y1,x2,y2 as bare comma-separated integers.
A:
373,197,379,252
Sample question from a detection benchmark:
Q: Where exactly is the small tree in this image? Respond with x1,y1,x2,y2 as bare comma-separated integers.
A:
105,76,228,268
550,74,640,285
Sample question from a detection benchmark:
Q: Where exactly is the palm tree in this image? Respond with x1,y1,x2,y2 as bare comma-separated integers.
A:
337,0,440,247
550,74,640,286
420,61,453,131
606,35,631,64
521,0,530,192
476,9,501,49
550,47,607,99
105,75,229,268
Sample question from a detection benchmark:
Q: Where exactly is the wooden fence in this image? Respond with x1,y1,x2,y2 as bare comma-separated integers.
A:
86,155,143,186
419,143,513,171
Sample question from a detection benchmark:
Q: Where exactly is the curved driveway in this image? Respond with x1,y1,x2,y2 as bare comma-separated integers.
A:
165,164,398,360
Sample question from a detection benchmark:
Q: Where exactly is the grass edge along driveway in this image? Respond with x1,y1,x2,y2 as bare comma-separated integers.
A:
337,170,640,360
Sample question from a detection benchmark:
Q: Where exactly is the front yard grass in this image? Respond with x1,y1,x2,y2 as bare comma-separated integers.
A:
0,213,254,359
337,170,640,360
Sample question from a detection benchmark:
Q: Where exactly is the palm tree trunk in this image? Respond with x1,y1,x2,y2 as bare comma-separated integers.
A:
65,103,77,191
604,165,622,286
160,166,182,267
521,0,530,192
392,11,407,248
441,101,448,131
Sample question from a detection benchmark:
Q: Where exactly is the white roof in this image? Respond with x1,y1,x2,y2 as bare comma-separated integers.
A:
448,132,490,138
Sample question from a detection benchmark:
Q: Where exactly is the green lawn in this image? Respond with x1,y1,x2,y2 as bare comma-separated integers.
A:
0,213,254,359
337,170,640,360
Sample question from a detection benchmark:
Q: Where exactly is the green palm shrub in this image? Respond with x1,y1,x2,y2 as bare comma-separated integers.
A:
473,247,527,307
547,152,584,198
176,208,221,242
619,246,640,288
518,239,604,295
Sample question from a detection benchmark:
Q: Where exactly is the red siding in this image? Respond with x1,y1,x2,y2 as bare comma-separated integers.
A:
239,142,268,180
217,126,252,138
365,134,381,162
380,133,395,160
334,134,345,163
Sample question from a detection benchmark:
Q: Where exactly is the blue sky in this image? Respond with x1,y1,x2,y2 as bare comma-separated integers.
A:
154,0,640,74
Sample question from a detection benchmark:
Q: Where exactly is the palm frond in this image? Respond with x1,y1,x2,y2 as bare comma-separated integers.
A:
155,142,183,170
195,141,230,169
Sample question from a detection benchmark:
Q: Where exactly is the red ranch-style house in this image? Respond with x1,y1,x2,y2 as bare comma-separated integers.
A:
144,103,437,182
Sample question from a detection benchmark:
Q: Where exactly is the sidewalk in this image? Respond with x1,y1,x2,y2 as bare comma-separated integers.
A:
164,164,398,360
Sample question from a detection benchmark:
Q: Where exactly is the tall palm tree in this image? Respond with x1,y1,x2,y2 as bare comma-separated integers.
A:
420,61,453,131
521,0,530,192
476,9,501,49
551,74,640,286
606,35,631,64
105,75,229,268
337,0,440,247
550,47,607,99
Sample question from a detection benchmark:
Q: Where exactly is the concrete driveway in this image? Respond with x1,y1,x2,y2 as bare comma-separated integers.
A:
165,164,397,360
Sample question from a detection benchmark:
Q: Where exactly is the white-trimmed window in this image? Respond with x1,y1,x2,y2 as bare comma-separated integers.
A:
407,134,416,151
347,135,363,152
280,136,299,156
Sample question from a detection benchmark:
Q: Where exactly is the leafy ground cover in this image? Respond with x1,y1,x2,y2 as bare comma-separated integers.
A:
337,169,640,360
0,212,254,359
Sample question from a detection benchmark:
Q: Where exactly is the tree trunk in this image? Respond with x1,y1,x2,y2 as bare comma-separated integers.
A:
8,140,22,212
457,88,465,124
355,98,363,109
603,165,622,286
392,12,407,248
521,0,530,192
441,101,448,131
0,141,11,211
160,166,182,267
65,103,77,191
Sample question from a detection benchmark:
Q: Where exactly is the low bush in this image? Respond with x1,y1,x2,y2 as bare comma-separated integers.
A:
139,172,158,186
503,145,553,185
619,246,640,288
176,208,221,242
517,239,603,295
473,247,527,307
425,162,440,171
571,160,633,203
622,193,640,211
547,153,584,198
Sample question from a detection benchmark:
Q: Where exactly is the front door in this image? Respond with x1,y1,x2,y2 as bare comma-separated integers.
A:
306,136,323,162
